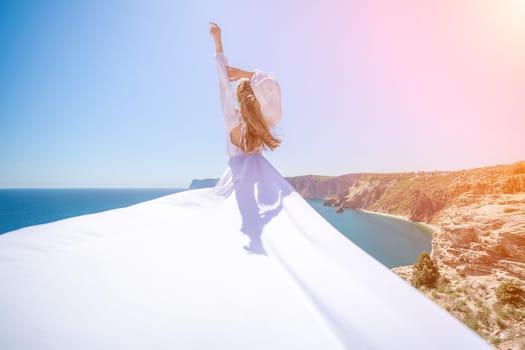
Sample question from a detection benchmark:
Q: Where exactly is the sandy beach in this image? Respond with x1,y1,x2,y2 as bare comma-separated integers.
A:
355,208,438,236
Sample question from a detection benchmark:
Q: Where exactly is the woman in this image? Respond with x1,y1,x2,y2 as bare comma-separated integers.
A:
209,21,296,255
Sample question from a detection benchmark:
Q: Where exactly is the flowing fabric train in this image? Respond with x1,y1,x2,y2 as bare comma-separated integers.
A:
0,153,494,349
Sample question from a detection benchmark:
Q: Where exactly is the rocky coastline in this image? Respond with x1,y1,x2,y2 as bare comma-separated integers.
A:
287,161,525,349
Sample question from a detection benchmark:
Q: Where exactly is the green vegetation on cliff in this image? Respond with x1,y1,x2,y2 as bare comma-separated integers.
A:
411,251,440,288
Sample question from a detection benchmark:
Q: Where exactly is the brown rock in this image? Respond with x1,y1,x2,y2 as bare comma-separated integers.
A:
409,190,435,222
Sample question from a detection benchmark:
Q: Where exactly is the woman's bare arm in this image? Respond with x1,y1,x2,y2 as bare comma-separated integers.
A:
209,21,223,53
209,22,253,81
226,66,254,81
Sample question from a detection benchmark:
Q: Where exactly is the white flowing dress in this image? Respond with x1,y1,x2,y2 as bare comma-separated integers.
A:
0,53,492,350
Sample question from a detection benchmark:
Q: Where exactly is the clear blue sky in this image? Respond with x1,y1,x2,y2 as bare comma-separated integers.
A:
1,0,523,188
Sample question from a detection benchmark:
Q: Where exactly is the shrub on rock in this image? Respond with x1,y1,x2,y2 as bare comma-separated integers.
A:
496,279,524,307
411,251,440,288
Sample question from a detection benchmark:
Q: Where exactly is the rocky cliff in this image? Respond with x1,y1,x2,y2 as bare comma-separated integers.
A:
287,161,525,280
284,174,360,199
287,161,525,348
191,162,525,279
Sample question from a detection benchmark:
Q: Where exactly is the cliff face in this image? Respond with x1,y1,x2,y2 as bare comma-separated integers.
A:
431,193,525,279
287,161,525,279
285,174,360,199
288,162,525,348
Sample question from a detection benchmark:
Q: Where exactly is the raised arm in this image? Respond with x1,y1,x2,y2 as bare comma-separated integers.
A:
209,22,240,132
209,21,223,54
209,22,281,131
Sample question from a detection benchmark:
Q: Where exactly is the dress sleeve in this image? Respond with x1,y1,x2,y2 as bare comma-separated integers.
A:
250,69,282,128
213,52,240,132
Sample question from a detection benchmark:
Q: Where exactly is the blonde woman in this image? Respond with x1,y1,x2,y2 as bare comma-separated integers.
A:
209,21,294,254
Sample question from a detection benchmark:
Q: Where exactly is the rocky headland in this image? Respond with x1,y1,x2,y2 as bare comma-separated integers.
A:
287,161,525,349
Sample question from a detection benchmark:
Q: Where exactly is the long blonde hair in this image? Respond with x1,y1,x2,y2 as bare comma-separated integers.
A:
236,77,281,152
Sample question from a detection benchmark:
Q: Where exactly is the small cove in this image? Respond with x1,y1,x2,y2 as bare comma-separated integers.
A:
306,199,432,268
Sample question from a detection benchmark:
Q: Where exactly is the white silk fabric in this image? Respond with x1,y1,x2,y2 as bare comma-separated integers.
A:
0,54,493,350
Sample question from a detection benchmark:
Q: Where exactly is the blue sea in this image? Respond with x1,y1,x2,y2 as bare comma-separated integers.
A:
0,189,431,268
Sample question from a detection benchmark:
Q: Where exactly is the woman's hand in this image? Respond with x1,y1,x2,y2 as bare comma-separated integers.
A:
226,66,254,81
209,21,222,45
